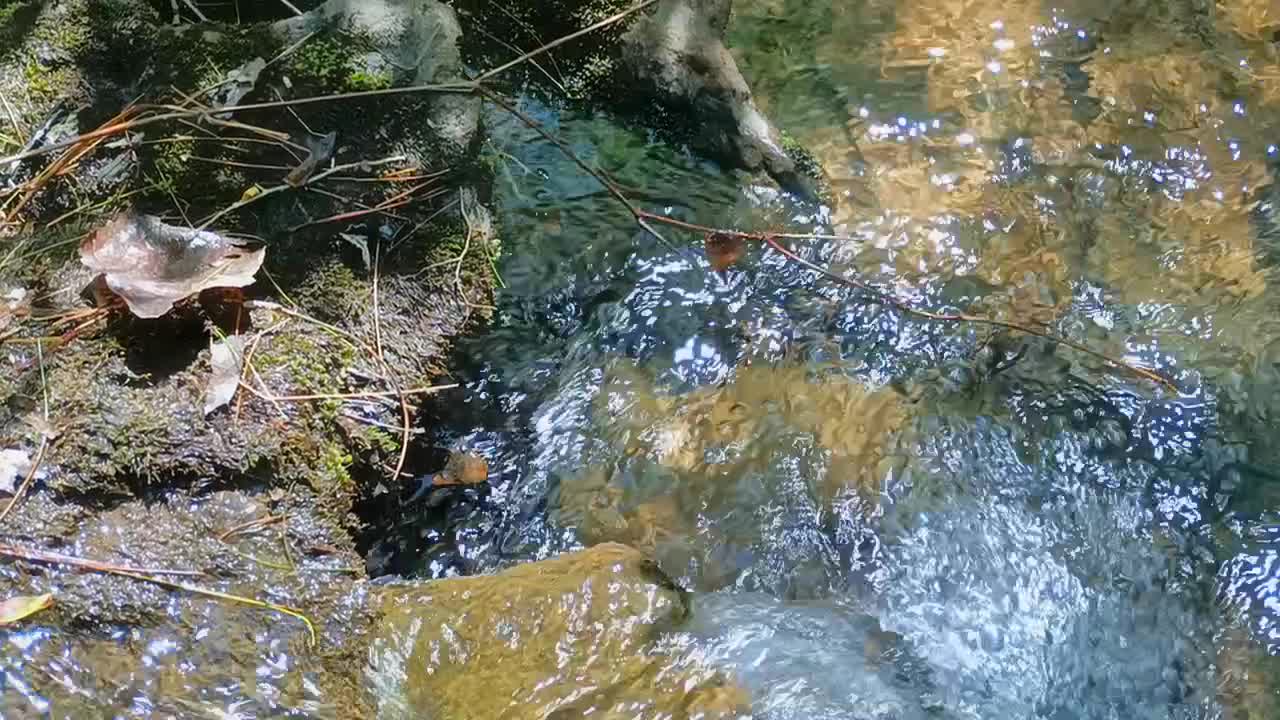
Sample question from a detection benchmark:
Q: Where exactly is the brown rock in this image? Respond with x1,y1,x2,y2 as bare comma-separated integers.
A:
368,543,751,719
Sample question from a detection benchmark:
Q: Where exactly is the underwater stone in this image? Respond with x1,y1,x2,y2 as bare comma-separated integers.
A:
367,542,751,719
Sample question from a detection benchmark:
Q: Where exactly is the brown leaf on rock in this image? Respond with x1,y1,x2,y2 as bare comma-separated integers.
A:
80,213,265,319
705,232,746,271
0,593,52,625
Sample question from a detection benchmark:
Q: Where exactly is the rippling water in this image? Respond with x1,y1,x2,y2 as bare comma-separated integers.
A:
419,0,1280,716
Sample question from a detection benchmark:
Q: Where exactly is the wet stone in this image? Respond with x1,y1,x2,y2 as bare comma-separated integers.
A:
366,542,751,720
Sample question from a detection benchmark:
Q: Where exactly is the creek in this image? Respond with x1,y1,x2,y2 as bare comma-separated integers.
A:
406,1,1280,717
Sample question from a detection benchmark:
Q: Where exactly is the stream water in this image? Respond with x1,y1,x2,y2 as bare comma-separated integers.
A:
416,0,1280,717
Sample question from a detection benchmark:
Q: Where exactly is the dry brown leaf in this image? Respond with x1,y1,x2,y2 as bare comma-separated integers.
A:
80,213,265,319
705,232,746,271
433,451,488,487
0,593,52,625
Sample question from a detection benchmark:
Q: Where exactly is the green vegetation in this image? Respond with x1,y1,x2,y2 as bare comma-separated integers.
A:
284,33,393,93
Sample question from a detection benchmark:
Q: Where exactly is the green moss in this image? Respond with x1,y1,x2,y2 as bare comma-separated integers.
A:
779,130,833,205
290,261,371,322
347,70,393,92
21,58,53,98
284,32,388,94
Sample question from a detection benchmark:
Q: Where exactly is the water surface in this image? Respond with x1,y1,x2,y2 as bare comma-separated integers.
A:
422,1,1280,716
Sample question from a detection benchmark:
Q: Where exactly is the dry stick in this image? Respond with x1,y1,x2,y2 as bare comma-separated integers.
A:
241,301,418,482
0,337,50,524
760,236,1178,391
0,86,467,170
2,105,141,222
289,183,445,231
0,90,22,139
274,0,303,17
218,514,285,542
0,542,205,577
240,383,457,403
3,511,316,644
373,242,385,364
482,91,1178,392
189,155,293,171
483,0,570,84
470,23,569,96
196,155,409,230
179,0,209,22
366,240,414,485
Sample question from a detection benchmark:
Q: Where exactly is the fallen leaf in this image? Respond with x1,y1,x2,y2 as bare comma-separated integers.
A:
210,57,266,118
432,451,488,487
204,335,248,416
0,448,31,495
0,287,28,333
81,213,265,319
338,232,372,270
704,232,746,271
0,593,53,625
239,184,264,203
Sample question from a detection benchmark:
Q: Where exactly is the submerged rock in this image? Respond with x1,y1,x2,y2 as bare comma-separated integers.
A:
367,543,751,720
457,0,826,201
618,0,824,201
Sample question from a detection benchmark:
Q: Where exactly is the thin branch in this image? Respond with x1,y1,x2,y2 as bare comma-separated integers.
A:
475,0,657,82
240,381,457,403
759,235,1178,391
180,0,209,23
0,542,205,577
274,0,303,17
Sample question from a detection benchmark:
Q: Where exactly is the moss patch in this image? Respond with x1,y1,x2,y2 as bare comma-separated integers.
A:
282,31,393,94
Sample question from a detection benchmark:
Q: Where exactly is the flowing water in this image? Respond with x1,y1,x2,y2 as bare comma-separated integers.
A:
6,1,1280,717
417,1,1280,717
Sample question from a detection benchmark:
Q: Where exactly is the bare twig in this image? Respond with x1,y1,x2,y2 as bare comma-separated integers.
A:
0,542,205,577
0,90,22,139
114,569,318,647
372,242,385,363
218,514,285,542
240,383,457,403
274,0,303,17
759,236,1178,391
180,0,209,23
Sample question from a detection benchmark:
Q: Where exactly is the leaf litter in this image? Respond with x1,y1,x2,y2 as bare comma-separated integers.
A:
80,212,265,318
0,593,53,625
204,335,248,416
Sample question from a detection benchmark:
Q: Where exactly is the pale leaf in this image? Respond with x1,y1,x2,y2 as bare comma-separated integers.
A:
0,593,53,625
81,213,265,319
204,336,248,416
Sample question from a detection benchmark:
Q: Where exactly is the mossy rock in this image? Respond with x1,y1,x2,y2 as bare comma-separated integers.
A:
369,543,752,719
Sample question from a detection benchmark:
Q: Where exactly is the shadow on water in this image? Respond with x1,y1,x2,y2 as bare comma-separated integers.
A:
367,0,1280,716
